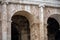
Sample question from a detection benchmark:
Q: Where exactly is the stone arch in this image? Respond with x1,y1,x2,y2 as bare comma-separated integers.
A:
11,10,32,18
47,14,60,40
48,14,60,25
7,10,39,40
11,10,34,26
11,10,35,40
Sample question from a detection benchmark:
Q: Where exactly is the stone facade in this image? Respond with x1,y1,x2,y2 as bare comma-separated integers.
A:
0,0,60,40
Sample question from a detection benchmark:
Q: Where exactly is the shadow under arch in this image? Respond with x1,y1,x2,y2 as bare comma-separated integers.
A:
11,11,34,40
11,11,34,25
47,14,60,40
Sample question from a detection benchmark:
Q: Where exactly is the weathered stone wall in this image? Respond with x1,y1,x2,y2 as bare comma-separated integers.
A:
7,3,40,40
0,4,2,40
0,1,60,40
1,0,60,2
44,7,60,24
44,7,60,40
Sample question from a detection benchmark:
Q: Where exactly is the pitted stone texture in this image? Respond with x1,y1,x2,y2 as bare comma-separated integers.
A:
44,7,60,24
31,23,40,40
7,4,39,40
44,7,60,40
0,21,2,40
0,5,2,40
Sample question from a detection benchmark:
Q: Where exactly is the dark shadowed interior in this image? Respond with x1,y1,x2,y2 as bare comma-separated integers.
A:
47,17,60,40
11,15,30,40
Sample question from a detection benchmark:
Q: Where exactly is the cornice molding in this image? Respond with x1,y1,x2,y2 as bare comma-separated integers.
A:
0,1,60,7
39,1,60,7
0,1,39,6
39,4,45,8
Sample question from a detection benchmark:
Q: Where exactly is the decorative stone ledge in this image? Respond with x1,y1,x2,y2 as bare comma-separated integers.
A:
0,1,39,6
0,1,60,7
39,1,60,7
8,1,39,5
39,4,45,8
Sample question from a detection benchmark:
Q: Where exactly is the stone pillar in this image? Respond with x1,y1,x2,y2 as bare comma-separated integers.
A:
44,24,48,40
0,13,2,40
7,21,11,40
39,5,45,40
2,2,7,40
31,23,39,40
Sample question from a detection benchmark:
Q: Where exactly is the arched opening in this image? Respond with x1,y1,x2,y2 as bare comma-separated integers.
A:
11,15,30,40
47,17,60,40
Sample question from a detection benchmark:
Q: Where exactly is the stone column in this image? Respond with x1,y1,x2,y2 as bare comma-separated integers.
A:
44,23,48,40
0,13,2,40
39,5,45,40
7,21,11,40
31,23,39,40
2,2,7,40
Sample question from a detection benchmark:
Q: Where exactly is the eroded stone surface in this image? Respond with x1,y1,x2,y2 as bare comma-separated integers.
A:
0,1,60,40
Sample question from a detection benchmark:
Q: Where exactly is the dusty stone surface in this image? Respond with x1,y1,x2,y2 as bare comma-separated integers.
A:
0,5,2,40
0,1,60,40
6,3,40,40
44,7,60,40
